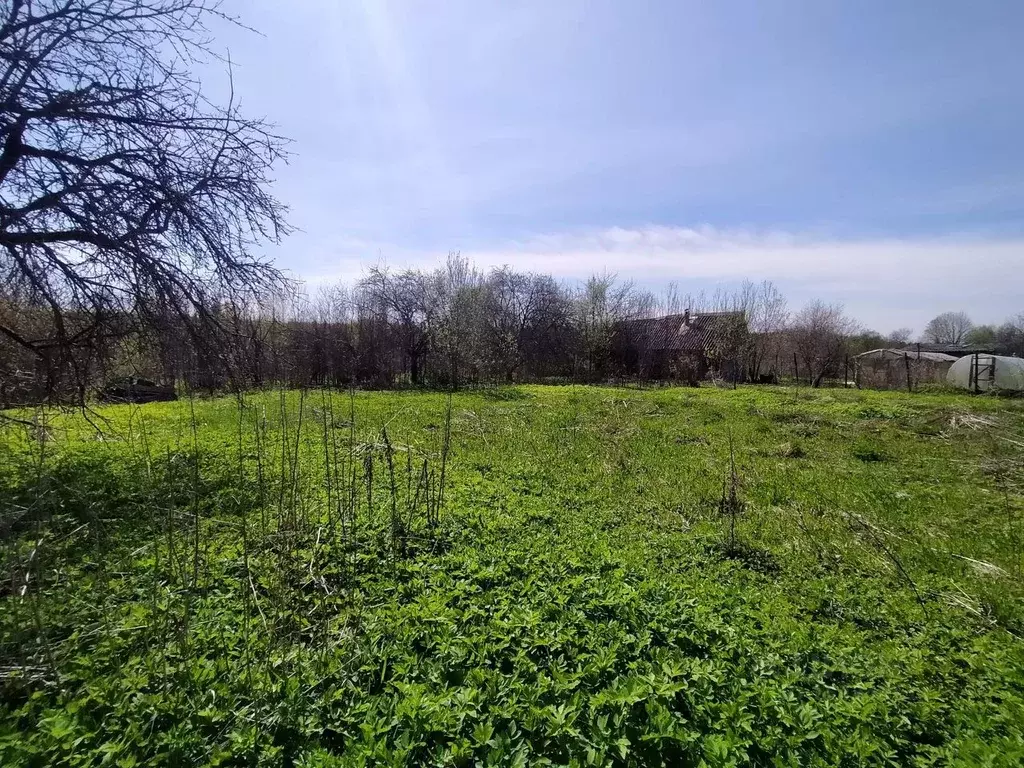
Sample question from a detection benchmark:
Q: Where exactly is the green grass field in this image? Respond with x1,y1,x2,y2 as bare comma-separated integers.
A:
2,385,1023,766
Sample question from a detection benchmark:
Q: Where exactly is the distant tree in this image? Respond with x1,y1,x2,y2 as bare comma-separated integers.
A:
995,313,1024,357
847,329,887,356
965,324,997,348
661,281,684,316
710,311,752,386
573,274,652,380
0,0,290,400
360,267,436,385
430,253,486,387
886,328,913,346
789,301,860,387
738,280,788,380
922,312,973,345
481,267,548,383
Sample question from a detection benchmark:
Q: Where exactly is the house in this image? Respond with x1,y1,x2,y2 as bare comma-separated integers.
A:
612,310,748,382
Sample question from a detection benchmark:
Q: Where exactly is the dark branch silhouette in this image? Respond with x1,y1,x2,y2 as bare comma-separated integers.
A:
0,0,290,399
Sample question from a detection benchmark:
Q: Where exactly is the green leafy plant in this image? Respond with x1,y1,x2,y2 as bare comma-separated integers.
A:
1,384,1023,766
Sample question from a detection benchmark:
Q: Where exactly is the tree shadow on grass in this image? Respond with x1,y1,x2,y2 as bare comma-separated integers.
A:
0,447,262,575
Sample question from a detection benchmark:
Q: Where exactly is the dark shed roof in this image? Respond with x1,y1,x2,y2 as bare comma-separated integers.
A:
615,311,746,353
855,348,958,363
900,343,996,357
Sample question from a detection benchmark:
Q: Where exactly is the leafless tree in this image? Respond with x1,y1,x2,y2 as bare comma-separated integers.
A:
789,300,859,387
886,327,913,346
0,0,290,400
359,267,437,385
922,311,973,345
738,280,788,379
661,280,683,316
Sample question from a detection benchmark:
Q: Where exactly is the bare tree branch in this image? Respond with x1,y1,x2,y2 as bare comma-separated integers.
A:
0,0,291,401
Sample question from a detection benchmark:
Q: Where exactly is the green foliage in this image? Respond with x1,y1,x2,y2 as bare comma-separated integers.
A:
852,440,887,463
1,385,1024,766
777,441,806,459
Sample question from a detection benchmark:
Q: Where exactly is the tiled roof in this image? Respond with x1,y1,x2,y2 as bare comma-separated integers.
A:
615,312,746,352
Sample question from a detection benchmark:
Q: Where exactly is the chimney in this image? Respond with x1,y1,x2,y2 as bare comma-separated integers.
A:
682,309,691,326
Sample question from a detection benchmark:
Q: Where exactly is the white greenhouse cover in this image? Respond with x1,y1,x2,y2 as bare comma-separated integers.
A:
947,355,1024,392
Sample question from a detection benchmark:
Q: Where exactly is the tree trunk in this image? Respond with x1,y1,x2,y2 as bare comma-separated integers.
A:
409,351,420,386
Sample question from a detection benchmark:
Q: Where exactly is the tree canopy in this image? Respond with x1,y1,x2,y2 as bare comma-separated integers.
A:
922,311,973,345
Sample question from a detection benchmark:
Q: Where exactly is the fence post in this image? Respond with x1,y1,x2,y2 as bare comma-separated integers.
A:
904,353,912,392
793,352,799,386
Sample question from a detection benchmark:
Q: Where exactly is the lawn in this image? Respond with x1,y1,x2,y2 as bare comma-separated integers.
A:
2,384,1023,766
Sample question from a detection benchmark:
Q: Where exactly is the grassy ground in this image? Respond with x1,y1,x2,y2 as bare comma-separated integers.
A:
1,384,1023,766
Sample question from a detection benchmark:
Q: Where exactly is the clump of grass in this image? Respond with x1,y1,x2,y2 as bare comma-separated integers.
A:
858,404,910,420
707,539,781,574
478,386,531,401
852,439,886,462
778,441,806,459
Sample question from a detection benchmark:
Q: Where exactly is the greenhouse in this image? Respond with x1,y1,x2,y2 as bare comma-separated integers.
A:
947,354,1024,393
854,348,957,390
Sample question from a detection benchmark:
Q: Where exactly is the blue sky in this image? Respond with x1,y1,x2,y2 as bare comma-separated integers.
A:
212,0,1022,333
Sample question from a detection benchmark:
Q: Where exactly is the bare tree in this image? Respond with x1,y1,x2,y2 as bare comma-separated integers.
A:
481,267,565,383
922,312,973,345
0,0,290,400
359,267,437,385
789,300,859,387
661,280,683,316
886,327,913,346
739,280,788,380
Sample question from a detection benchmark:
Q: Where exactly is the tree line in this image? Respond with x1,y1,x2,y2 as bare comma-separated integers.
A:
921,310,1024,354
6,248,1022,405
